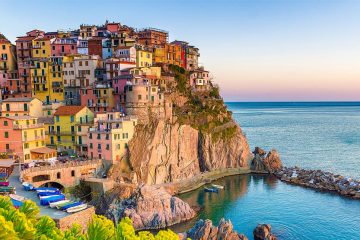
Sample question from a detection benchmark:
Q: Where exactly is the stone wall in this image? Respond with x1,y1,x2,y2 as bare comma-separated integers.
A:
54,206,95,231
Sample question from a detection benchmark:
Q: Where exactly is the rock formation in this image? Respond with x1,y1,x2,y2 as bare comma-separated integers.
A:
275,167,360,199
110,118,251,185
104,186,196,230
253,224,277,240
184,218,248,240
251,148,282,173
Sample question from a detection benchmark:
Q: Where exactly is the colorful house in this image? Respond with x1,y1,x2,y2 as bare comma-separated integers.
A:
80,84,115,113
114,46,136,62
50,37,77,56
0,116,56,163
49,106,94,154
87,112,137,165
137,28,168,47
0,97,43,117
135,46,153,68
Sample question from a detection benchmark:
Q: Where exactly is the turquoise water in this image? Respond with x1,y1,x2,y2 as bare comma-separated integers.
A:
176,102,360,239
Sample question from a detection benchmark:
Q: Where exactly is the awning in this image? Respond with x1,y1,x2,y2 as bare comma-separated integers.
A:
30,147,57,154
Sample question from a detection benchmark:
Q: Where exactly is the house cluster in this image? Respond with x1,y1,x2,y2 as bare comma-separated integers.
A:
0,21,211,166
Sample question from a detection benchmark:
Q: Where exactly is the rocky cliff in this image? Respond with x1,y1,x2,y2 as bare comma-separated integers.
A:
110,118,251,185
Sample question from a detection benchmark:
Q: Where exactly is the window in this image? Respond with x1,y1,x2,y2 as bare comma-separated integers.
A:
89,143,93,149
79,61,82,66
56,116,59,122
89,133,92,139
5,144,9,150
72,136,75,142
24,103,28,111
106,144,110,150
6,104,10,111
4,132,9,138
138,95,142,100
98,143,101,149
24,143,29,149
71,170,75,177
85,61,88,66
70,115,74,122
3,121,8,126
78,126,81,132
57,136,61,142
57,172,61,179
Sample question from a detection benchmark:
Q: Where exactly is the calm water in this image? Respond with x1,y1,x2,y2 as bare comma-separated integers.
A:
175,175,360,239
229,102,360,178
176,102,360,239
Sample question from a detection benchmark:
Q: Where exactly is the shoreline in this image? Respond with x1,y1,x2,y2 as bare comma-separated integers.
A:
158,167,251,195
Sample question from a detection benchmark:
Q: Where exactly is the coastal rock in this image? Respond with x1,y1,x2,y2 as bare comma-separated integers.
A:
105,186,196,230
253,224,277,240
251,148,282,173
111,119,251,185
274,167,360,199
186,218,248,240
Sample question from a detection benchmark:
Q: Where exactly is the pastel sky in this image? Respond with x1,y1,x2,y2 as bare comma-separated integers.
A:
1,0,360,101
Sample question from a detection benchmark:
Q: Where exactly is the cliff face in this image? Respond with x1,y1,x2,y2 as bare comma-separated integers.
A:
110,118,251,185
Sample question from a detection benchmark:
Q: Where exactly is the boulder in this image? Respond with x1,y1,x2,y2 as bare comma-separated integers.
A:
105,186,196,230
187,218,248,240
253,224,277,240
251,148,282,173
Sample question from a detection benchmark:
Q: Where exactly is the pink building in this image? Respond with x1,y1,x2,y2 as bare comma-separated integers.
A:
50,38,78,56
0,117,23,158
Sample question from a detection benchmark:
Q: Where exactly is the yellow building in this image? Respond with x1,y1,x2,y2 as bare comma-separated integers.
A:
129,66,161,78
48,57,64,102
136,48,153,68
0,33,17,73
0,116,56,163
0,97,43,117
48,106,94,155
32,36,51,59
153,47,166,64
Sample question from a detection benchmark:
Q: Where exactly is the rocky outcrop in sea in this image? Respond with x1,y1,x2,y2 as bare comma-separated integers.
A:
253,224,277,240
104,186,196,230
251,147,282,173
274,167,360,199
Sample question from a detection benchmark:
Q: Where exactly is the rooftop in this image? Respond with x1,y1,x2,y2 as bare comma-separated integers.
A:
2,97,35,102
30,147,56,154
54,106,86,116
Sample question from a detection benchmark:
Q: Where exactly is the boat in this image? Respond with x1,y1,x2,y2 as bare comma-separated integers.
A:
0,186,16,194
38,191,61,197
56,201,74,209
49,200,70,208
10,194,26,208
36,187,59,193
204,187,219,193
66,203,87,213
40,195,65,206
10,194,26,202
0,182,9,187
39,194,63,200
22,182,35,191
60,202,83,211
211,184,224,189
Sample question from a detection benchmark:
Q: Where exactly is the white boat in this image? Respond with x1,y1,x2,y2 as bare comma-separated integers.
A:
39,195,63,200
211,184,224,189
10,194,27,202
66,204,87,213
49,200,70,208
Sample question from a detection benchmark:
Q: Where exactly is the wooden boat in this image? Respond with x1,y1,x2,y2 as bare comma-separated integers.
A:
0,186,15,194
204,187,219,193
50,200,70,208
60,202,82,211
0,182,9,187
211,184,224,189
22,182,35,191
10,194,26,202
66,203,87,213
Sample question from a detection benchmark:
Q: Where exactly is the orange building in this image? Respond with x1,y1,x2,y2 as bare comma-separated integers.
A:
137,28,168,47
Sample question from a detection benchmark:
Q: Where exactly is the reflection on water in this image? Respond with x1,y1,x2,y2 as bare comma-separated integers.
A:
173,174,360,240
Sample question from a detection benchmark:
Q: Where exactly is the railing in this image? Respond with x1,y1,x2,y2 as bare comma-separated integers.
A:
13,123,44,129
21,159,102,174
45,131,76,135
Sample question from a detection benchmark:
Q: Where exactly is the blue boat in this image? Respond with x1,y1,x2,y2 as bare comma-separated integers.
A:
38,191,61,197
204,187,219,193
36,187,59,192
60,202,82,211
22,182,35,191
11,198,23,208
40,195,65,206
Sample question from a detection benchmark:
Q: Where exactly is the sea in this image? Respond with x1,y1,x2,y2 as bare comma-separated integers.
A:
175,102,360,240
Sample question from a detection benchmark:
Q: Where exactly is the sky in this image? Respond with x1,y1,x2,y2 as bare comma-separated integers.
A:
1,0,360,101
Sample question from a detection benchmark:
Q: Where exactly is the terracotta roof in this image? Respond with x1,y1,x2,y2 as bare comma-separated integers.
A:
30,147,56,154
54,106,86,116
16,36,36,42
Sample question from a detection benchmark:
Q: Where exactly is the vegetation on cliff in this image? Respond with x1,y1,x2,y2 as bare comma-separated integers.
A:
0,196,179,240
167,64,236,141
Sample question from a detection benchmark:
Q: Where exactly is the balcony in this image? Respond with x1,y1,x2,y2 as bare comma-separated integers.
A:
34,88,49,92
97,102,109,107
13,123,44,129
46,131,76,136
32,45,41,49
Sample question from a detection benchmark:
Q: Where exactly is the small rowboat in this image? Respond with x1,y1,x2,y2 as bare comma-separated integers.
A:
10,194,26,208
39,194,63,200
0,186,16,194
38,191,61,197
22,182,35,191
211,184,224,189
40,195,65,206
204,187,219,193
60,202,83,211
67,203,87,213
49,200,70,208
0,182,9,187
36,187,59,193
